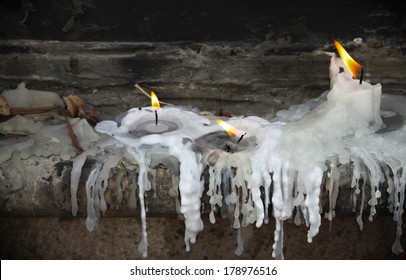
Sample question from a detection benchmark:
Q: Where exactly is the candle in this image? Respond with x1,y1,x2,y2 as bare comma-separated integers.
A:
195,116,281,256
329,39,383,135
76,99,218,258
266,39,405,259
268,40,370,258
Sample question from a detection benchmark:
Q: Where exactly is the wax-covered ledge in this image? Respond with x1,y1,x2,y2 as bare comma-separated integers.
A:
0,158,180,218
1,39,405,260
0,155,360,217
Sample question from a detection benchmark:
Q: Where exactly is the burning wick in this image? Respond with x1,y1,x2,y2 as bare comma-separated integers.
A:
150,91,160,125
216,119,246,144
237,132,247,144
332,38,364,84
359,68,364,85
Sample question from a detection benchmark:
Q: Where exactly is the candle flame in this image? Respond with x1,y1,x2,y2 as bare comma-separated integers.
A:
151,91,160,110
333,39,363,79
216,119,241,138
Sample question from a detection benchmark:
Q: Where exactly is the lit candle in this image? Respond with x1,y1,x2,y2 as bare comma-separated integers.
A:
195,116,278,256
272,41,375,254
122,91,180,135
268,38,405,259
328,39,383,135
92,94,218,258
327,40,405,255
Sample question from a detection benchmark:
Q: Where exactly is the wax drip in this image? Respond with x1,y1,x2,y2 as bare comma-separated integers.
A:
272,219,284,260
136,153,149,258
70,148,98,216
324,160,340,222
85,162,102,231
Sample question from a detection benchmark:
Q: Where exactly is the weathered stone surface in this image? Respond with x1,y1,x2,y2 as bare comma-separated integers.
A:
0,156,179,218
0,40,405,118
0,215,404,259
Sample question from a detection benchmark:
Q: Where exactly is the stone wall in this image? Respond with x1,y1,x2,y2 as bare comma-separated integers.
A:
0,40,405,119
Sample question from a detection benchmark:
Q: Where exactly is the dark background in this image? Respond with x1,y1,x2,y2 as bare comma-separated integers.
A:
1,0,405,44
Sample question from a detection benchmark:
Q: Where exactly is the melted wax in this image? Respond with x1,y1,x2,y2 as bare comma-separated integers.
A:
67,54,405,259
70,106,218,257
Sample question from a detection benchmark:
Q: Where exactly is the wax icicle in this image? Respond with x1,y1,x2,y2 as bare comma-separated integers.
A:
85,162,102,232
324,159,340,222
70,148,98,216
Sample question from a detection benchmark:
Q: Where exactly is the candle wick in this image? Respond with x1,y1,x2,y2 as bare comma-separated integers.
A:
359,67,364,85
155,110,158,125
237,132,247,144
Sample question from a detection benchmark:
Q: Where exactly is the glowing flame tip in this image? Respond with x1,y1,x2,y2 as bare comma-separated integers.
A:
151,91,160,109
216,119,241,138
332,38,363,79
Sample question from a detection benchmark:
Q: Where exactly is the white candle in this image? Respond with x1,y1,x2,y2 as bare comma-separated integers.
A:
267,39,406,259
328,56,383,136
197,116,282,255
93,105,218,257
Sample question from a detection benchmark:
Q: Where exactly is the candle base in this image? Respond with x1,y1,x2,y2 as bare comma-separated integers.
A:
194,131,257,153
129,120,179,137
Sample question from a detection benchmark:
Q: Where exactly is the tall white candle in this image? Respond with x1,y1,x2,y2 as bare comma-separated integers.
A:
267,39,405,259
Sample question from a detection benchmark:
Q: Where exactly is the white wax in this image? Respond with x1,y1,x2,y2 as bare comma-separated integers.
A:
0,118,100,164
1,82,64,108
264,53,405,258
94,106,217,257
66,54,405,260
144,123,169,133
201,116,284,255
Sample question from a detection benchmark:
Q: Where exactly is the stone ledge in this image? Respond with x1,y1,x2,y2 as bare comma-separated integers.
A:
0,216,404,259
0,154,395,219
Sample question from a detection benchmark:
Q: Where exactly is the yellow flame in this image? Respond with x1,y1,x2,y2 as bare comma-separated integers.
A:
150,91,160,110
333,39,363,79
216,119,241,138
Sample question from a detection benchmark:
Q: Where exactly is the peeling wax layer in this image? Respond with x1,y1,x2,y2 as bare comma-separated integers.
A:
0,118,99,164
1,82,64,109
